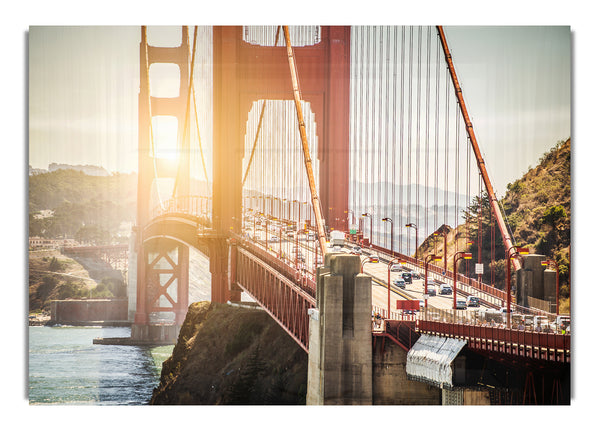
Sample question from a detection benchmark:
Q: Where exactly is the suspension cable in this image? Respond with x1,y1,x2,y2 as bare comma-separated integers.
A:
142,26,164,210
436,25,520,271
189,31,209,185
283,25,328,258
173,26,198,198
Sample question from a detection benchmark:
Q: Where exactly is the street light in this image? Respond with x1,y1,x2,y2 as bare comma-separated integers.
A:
387,257,407,318
453,251,472,310
362,213,373,248
506,247,528,318
361,255,379,273
424,254,442,307
433,229,448,273
382,217,394,257
541,259,560,315
405,222,418,260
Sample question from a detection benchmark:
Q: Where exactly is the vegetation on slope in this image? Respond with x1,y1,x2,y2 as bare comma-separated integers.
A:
28,169,136,243
29,250,126,313
420,139,571,310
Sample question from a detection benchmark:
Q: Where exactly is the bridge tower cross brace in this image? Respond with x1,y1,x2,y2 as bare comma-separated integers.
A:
134,26,191,326
211,26,351,303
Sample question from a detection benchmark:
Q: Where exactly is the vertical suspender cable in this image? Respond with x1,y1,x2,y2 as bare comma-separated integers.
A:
188,29,210,185
415,26,422,247
455,101,460,257
436,25,520,271
370,27,376,242
407,27,413,254
383,27,389,249
444,71,450,239
399,27,405,254
391,26,397,253
377,26,384,247
173,26,198,198
283,25,328,258
434,31,440,235
242,26,281,187
424,26,431,242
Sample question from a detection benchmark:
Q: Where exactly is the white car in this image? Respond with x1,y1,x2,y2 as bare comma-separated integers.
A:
390,264,403,272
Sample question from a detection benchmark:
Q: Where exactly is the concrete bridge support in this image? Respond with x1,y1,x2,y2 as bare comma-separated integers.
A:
306,253,372,405
517,254,558,312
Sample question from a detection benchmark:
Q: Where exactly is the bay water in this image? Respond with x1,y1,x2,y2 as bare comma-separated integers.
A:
28,325,173,405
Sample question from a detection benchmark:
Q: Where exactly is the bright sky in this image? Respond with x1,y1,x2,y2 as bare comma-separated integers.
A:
27,24,571,197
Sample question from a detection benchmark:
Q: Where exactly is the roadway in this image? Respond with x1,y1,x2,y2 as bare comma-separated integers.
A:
242,218,488,319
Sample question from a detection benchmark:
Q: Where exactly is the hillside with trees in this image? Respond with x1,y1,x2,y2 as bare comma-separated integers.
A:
420,139,571,311
29,169,137,244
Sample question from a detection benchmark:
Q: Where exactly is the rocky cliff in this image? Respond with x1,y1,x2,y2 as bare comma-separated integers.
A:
150,301,308,405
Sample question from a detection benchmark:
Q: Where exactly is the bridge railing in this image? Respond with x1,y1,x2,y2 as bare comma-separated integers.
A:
234,245,316,352
377,306,570,363
416,319,570,363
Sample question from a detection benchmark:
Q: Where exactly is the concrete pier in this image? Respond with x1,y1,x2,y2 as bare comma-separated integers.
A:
306,253,373,405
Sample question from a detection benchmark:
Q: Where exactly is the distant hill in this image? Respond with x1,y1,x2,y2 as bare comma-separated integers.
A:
28,169,137,243
48,163,111,176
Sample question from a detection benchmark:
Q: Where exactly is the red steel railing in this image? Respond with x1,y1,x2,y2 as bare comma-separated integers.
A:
416,320,570,363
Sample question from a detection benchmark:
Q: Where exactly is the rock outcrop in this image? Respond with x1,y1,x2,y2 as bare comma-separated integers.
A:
150,301,308,405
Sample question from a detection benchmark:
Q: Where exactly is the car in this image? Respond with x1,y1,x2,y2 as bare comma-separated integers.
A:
351,246,362,255
466,296,480,307
410,270,421,279
427,286,436,296
456,300,467,310
426,277,437,287
438,283,452,295
401,272,413,284
368,254,379,263
390,264,403,272
331,245,343,252
269,236,279,243
393,279,406,289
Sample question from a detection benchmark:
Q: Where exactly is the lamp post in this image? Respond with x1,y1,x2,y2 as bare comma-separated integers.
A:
541,258,560,315
362,213,373,248
405,222,418,260
434,229,448,273
506,247,528,318
361,255,379,273
453,251,472,309
387,257,407,318
382,217,394,257
265,216,269,251
424,254,442,307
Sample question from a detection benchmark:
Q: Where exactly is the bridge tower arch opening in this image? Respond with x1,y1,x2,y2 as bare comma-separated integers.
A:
211,25,351,303
242,99,320,224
